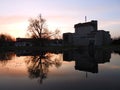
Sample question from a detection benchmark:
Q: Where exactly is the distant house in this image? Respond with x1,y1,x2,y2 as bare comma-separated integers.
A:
15,38,62,47
15,38,33,47
63,20,111,46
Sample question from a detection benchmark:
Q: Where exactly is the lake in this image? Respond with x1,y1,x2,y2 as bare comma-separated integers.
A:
0,48,120,90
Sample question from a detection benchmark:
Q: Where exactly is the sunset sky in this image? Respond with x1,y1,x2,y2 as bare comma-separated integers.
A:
0,0,120,38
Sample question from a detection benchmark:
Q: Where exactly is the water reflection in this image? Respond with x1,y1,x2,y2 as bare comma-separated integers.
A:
0,50,63,84
63,48,111,73
0,51,15,65
0,47,120,85
25,52,62,84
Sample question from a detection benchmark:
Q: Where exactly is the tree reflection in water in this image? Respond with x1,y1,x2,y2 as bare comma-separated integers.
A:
0,51,15,65
25,52,62,84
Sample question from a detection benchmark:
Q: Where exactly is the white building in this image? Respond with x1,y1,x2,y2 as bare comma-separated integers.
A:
63,20,111,46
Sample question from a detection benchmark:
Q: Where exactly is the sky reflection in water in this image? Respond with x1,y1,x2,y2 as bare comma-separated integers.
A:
0,49,120,90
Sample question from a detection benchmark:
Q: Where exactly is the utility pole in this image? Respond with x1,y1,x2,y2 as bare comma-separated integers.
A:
85,16,87,22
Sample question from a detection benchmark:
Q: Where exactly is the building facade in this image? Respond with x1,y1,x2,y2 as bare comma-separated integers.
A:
63,20,111,46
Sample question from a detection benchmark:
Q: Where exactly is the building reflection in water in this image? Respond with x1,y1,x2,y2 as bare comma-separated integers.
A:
63,48,111,73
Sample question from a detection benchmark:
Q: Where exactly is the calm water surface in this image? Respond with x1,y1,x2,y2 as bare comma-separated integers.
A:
0,49,120,90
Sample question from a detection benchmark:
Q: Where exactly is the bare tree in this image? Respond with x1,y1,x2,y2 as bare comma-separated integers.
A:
27,14,46,39
27,14,61,39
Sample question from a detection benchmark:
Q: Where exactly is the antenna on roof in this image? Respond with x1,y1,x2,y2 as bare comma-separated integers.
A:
85,16,87,22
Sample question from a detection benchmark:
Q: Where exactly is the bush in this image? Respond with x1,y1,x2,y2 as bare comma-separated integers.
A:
0,34,15,47
112,37,120,45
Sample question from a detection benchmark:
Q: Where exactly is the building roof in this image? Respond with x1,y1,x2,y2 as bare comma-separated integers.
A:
74,20,98,30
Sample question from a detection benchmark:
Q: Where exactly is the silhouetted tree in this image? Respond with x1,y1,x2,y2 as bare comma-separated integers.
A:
0,34,15,47
27,14,61,39
27,14,46,39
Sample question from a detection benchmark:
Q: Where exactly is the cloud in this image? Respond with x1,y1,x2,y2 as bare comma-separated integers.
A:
98,20,120,38
0,15,28,25
99,20,120,28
